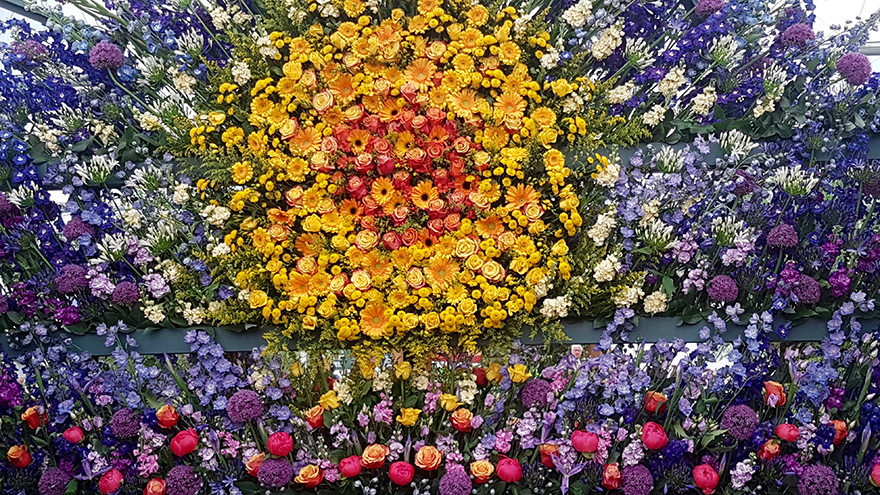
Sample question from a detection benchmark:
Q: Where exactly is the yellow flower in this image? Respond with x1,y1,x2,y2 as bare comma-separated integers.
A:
439,393,461,411
485,362,502,383
289,362,304,377
248,290,268,308
395,361,412,380
396,407,421,426
319,390,340,410
508,364,532,383
231,161,254,184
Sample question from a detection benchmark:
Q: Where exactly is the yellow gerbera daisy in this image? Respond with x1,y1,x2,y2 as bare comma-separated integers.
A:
404,58,436,92
411,181,439,210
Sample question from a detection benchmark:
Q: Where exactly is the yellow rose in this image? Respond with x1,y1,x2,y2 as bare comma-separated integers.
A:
295,464,323,487
302,214,323,232
486,362,502,383
508,364,532,383
403,313,420,329
525,267,545,286
396,407,421,426
509,257,530,275
289,362,304,377
395,361,412,380
422,312,440,330
539,128,558,147
318,300,336,318
319,390,340,410
457,298,477,315
454,237,480,258
480,260,505,282
524,203,545,222
425,41,446,60
351,270,372,291
331,235,350,250
439,393,461,412
312,90,334,113
465,255,484,272
248,290,268,308
355,230,379,250
302,315,317,329
359,361,375,379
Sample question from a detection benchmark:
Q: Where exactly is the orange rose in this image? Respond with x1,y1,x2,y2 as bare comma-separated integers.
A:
361,444,390,469
350,270,372,291
144,478,166,495
7,445,31,468
406,267,426,289
295,464,324,488
246,453,265,477
763,381,786,407
450,408,474,433
305,405,325,429
415,446,442,471
156,405,179,429
21,406,46,430
470,460,494,483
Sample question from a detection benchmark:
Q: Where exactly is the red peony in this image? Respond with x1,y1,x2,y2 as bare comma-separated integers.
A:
170,428,199,457
99,469,124,494
267,431,293,457
571,430,599,453
496,457,522,483
693,464,720,494
641,422,669,450
63,426,85,443
871,463,880,487
339,455,363,478
388,461,414,485
775,423,799,442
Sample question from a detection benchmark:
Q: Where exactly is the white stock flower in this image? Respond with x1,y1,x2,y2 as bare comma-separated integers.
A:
594,254,622,282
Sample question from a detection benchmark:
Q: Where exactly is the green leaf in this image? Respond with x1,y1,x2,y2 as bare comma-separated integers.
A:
662,276,675,296
64,481,78,495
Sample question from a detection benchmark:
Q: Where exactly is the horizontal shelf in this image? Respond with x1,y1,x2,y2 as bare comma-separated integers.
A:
0,317,857,357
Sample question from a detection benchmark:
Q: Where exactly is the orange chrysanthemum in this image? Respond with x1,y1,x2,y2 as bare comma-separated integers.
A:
287,272,312,298
328,74,357,104
294,233,323,257
404,58,436,92
290,127,322,154
448,89,481,120
425,256,460,290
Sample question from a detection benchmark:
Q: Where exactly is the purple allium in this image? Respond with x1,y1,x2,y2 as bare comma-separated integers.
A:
258,458,293,489
227,389,264,423
166,465,201,495
11,39,47,61
62,216,94,240
111,281,140,305
837,52,873,86
719,404,759,441
767,224,798,248
109,408,141,438
793,275,821,305
39,468,72,495
694,0,724,18
520,378,553,408
621,464,654,495
55,265,89,294
731,170,756,196
707,275,738,302
797,464,839,495
781,23,815,48
439,464,473,495
89,41,124,70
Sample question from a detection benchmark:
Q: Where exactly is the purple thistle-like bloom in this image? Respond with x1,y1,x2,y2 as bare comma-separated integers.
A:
794,275,821,305
781,23,815,48
166,465,201,495
109,408,141,438
258,458,293,489
837,52,873,86
111,281,140,305
39,468,72,495
89,41,124,70
62,216,94,240
797,464,839,495
707,275,738,302
440,464,473,495
694,0,724,18
720,404,759,441
227,389,264,422
521,379,553,408
767,224,799,248
621,465,654,495
55,265,89,294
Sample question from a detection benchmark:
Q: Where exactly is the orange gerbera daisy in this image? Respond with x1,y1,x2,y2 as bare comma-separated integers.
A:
391,248,413,269
338,199,362,219
371,177,396,205
378,99,404,122
427,126,450,143
505,183,539,210
287,272,312,298
494,90,526,127
290,127,322,155
420,229,438,249
454,175,478,196
382,193,407,215
394,132,415,158
425,256,460,290
294,233,323,256
348,129,371,154
475,215,505,238
360,302,390,338
411,181,439,209
459,28,482,52
404,58,436,92
448,89,481,120
309,271,332,296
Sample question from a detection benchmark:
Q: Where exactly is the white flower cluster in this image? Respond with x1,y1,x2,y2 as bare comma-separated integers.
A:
606,81,636,105
540,295,572,319
533,275,553,298
94,233,128,264
281,0,308,23
594,254,621,282
169,69,197,97
182,302,205,325
769,164,819,196
172,183,189,204
372,371,392,392
458,379,478,404
754,64,789,117
76,154,118,184
201,204,231,226
177,30,204,55
211,243,231,257
412,373,430,391
540,47,561,69
614,285,644,307
562,0,593,28
658,66,685,98
625,38,655,70
691,86,717,116
643,104,666,127
335,381,354,405
730,459,756,490
561,92,586,113
122,208,142,228
137,111,162,132
209,4,250,30
32,124,61,153
143,301,166,324
594,158,620,187
709,35,743,68
138,55,165,83
592,24,623,60
719,129,757,160
254,34,280,60
159,259,183,283
92,121,115,144
231,61,252,86
643,290,668,314
512,12,533,37
314,0,340,18
655,146,684,173
641,218,675,250
588,211,617,246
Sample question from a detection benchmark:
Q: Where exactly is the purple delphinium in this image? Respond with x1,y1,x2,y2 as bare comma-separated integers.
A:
258,458,293,489
694,0,724,18
793,275,821,305
520,379,553,408
439,464,473,495
837,52,873,86
166,465,201,495
89,41,124,70
781,23,815,48
109,408,141,438
39,468,72,495
797,464,839,495
111,281,140,305
720,404,759,441
767,224,799,248
707,275,739,302
227,389,264,422
55,265,89,294
621,464,654,495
